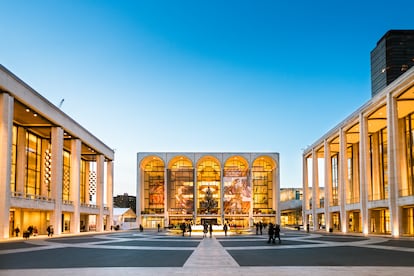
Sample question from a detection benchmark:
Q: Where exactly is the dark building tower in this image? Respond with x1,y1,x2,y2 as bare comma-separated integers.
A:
371,30,414,97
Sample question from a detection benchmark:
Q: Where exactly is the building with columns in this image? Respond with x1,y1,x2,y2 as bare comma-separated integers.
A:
302,65,414,237
136,152,279,230
0,65,114,239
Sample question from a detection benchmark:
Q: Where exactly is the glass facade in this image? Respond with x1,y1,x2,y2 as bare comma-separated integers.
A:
197,158,221,215
167,158,194,215
331,154,339,206
404,113,414,196
138,153,278,229
62,151,71,202
143,158,165,214
25,132,42,196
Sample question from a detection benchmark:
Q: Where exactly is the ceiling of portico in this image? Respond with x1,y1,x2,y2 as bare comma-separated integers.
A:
13,100,98,161
367,105,387,133
397,85,414,118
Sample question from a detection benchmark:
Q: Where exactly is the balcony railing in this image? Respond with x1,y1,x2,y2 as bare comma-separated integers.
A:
368,192,388,201
346,196,360,204
399,188,414,197
81,203,99,209
11,192,55,202
330,198,339,206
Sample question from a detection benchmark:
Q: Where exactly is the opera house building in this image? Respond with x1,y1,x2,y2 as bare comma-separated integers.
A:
136,152,280,229
0,65,114,239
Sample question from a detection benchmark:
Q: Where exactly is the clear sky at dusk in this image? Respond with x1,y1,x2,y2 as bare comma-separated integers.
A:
1,0,413,196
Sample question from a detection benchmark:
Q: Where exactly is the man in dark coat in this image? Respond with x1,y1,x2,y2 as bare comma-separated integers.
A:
274,224,281,244
267,223,275,244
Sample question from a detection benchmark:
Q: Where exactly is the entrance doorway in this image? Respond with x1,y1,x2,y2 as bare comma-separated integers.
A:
201,218,217,225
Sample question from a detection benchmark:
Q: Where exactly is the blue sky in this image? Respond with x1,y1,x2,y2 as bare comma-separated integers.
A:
1,0,413,195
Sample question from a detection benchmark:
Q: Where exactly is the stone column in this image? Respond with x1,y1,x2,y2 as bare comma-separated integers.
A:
359,113,370,234
302,154,309,227
339,128,348,232
274,161,281,225
220,168,225,225
70,139,81,234
324,140,332,232
312,149,319,230
387,93,400,237
193,168,197,224
136,157,142,227
51,127,64,235
96,154,104,232
0,93,13,239
106,160,114,231
164,167,168,228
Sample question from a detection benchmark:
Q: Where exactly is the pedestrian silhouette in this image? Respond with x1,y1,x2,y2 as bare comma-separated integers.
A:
267,223,275,244
274,224,281,244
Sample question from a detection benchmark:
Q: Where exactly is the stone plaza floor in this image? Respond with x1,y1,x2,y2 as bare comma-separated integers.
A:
1,229,414,275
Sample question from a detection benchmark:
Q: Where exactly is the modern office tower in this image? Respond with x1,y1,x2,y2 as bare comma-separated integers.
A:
136,152,280,230
371,30,414,97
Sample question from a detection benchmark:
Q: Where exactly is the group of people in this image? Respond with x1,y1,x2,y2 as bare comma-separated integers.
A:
267,223,281,244
180,223,192,236
255,221,264,235
14,225,51,238
202,222,213,238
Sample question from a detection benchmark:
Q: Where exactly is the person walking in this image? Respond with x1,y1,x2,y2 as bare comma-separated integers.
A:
274,224,281,244
14,227,20,237
267,223,275,244
259,221,263,235
209,223,213,238
47,225,53,237
188,224,192,237
203,222,208,238
223,223,228,236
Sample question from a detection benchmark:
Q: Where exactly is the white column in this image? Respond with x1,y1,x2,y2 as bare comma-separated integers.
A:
274,161,281,225
136,157,142,226
96,154,104,232
106,160,114,231
0,93,13,239
70,139,81,234
220,168,225,225
193,168,197,224
164,167,168,227
339,128,348,232
387,93,400,237
324,140,332,232
51,127,64,235
312,149,319,230
248,168,253,227
359,113,370,235
302,154,309,227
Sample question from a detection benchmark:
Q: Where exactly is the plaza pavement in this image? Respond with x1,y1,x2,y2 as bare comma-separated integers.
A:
1,229,414,275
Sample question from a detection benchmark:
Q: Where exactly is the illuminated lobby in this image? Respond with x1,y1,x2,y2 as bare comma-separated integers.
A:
302,66,414,237
136,152,280,230
0,65,114,239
